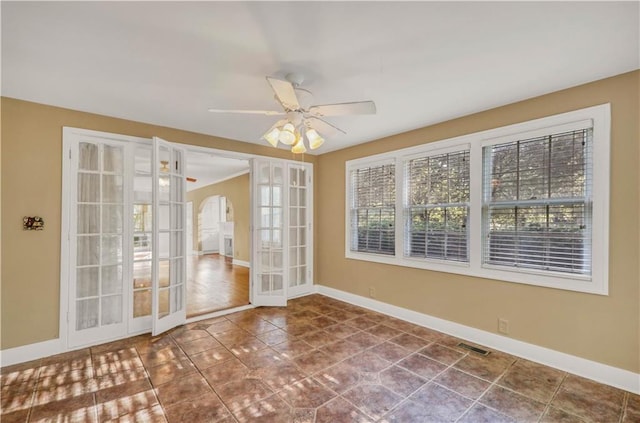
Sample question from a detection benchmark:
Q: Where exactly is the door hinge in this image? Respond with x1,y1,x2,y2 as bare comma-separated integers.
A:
66,312,70,323
69,149,72,159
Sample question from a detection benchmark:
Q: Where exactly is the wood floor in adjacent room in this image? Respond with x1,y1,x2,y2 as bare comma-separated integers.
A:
187,254,249,317
1,294,638,422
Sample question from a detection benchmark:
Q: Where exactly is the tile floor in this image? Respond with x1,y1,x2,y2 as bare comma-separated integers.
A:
1,294,638,422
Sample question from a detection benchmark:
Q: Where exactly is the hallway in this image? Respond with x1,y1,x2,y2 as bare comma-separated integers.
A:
186,254,250,317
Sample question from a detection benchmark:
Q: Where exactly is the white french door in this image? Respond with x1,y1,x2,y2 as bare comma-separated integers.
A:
251,159,313,306
287,164,313,298
130,144,153,333
66,135,131,347
63,129,187,348
253,159,286,306
151,137,187,335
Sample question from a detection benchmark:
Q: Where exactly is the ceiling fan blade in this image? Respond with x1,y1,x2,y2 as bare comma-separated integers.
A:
307,116,347,136
207,108,284,116
309,101,376,117
266,77,300,111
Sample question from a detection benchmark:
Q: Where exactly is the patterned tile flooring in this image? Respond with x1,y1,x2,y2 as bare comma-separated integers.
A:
1,294,638,422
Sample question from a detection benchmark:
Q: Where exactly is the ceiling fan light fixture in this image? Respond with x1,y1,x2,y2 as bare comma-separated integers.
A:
263,127,280,147
291,133,307,154
305,128,325,150
279,123,296,145
210,74,377,151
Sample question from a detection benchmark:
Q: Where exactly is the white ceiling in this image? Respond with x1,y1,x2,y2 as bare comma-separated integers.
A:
2,2,638,155
185,151,249,192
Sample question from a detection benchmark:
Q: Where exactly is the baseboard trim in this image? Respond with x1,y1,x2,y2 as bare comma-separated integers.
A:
232,259,250,268
1,338,63,367
315,284,640,394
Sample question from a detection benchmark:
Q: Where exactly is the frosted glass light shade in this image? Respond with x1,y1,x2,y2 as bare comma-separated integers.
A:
291,134,307,154
306,128,325,150
279,123,296,145
263,127,280,147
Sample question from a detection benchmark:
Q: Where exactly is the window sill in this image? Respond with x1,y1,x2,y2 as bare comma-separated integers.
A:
345,250,607,295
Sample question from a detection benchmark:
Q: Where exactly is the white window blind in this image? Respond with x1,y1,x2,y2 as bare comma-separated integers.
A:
405,150,470,262
349,163,396,255
482,128,593,275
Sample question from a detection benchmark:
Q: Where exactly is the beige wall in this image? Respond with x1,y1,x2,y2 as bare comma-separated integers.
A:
186,174,250,262
0,97,316,350
317,70,640,373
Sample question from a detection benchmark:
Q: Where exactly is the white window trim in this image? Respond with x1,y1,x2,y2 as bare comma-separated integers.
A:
345,104,610,295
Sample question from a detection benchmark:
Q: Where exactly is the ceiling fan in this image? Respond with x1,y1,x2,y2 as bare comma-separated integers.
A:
208,73,376,153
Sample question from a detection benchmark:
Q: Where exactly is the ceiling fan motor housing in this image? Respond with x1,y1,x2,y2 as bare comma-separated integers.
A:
285,72,304,87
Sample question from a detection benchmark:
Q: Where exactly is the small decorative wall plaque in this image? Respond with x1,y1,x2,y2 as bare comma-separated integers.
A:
23,216,44,230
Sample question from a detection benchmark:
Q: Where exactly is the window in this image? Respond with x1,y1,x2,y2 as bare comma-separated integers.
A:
483,129,592,275
405,150,470,262
345,104,610,294
349,162,396,255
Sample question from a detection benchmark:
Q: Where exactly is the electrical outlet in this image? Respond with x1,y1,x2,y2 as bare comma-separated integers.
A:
369,287,376,298
498,318,509,334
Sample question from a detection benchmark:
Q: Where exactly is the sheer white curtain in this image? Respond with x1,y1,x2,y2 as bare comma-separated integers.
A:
75,142,124,330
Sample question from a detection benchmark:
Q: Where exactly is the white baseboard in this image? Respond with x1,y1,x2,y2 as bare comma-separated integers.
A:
1,338,63,367
232,259,250,268
315,284,640,394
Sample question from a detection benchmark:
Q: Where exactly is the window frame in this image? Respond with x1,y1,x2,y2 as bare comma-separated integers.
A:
481,125,593,276
345,104,610,295
403,146,471,263
347,157,397,256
